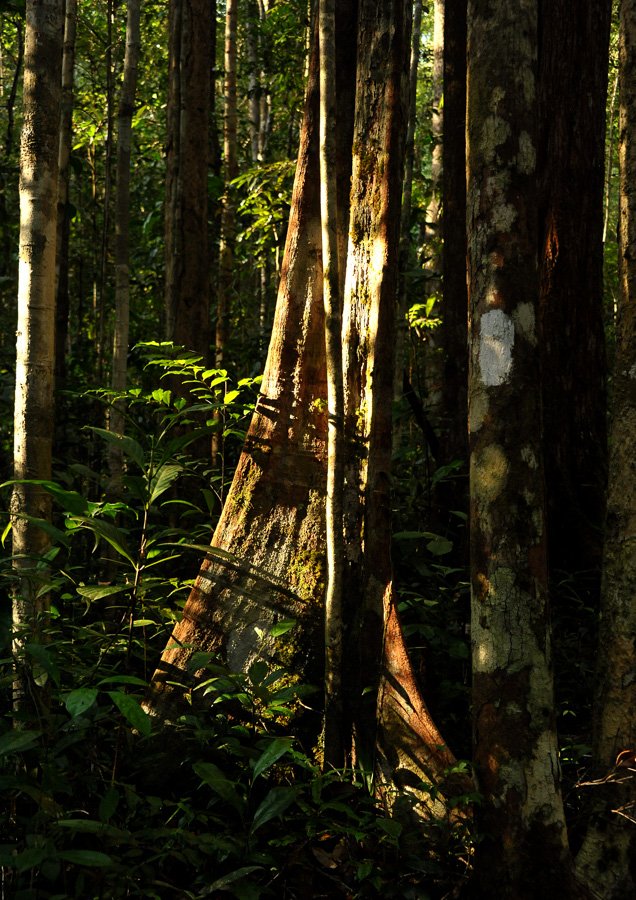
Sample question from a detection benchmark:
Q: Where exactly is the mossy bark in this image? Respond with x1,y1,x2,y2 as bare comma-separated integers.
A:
146,3,358,722
574,3,636,895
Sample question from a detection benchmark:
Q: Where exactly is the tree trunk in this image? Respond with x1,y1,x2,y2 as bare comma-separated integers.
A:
538,0,611,582
573,3,636,895
108,0,141,494
165,0,211,362
12,0,63,637
215,0,238,366
147,5,347,722
54,0,76,400
319,0,344,771
465,2,578,894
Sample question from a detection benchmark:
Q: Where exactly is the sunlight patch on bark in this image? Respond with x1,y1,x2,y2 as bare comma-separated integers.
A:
479,309,514,386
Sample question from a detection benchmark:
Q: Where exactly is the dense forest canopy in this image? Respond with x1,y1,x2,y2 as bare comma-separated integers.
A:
0,1,633,899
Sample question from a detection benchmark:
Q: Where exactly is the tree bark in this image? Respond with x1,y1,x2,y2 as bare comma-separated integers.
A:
538,0,611,581
319,0,344,771
12,0,63,631
465,2,578,894
215,0,238,366
54,0,76,399
165,0,211,362
573,3,636,895
108,0,141,495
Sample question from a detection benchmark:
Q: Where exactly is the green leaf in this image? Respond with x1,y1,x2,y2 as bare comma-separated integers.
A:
248,660,268,686
87,426,145,468
56,818,126,839
252,737,293,780
69,515,134,565
99,786,120,823
65,687,98,718
14,846,46,872
199,866,263,895
97,675,151,687
193,761,245,815
1,520,11,548
270,619,296,637
76,584,131,602
0,729,40,756
426,538,453,556
250,786,297,833
56,850,113,867
377,818,402,839
107,692,151,737
25,643,61,687
148,463,182,506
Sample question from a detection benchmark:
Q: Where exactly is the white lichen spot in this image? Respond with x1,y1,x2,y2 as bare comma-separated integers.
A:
512,301,537,345
491,201,517,232
479,309,514,386
472,443,510,506
520,446,538,469
481,114,511,164
523,730,567,832
517,131,536,175
629,361,636,379
469,389,489,433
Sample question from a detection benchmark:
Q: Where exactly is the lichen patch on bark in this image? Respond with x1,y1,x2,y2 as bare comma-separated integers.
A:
479,309,514,386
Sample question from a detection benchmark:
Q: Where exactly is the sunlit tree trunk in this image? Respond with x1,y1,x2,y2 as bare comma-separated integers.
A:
319,0,344,771
465,2,580,895
574,3,636,894
108,0,141,494
215,0,238,366
538,0,611,582
165,0,210,361
0,20,23,279
54,0,77,400
12,0,63,633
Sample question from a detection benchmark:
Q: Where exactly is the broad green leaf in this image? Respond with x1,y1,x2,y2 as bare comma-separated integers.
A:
10,514,69,548
193,761,245,815
97,675,150,687
426,538,453,556
76,584,131,602
87,426,145,468
26,643,61,687
40,484,89,516
108,692,151,737
69,515,134,565
56,849,113,867
99,786,120,823
377,818,402,839
65,687,98,718
14,846,46,872
252,737,293,780
148,463,183,505
0,729,40,756
199,866,263,895
56,819,126,840
248,660,268,686
270,619,296,637
250,786,297,833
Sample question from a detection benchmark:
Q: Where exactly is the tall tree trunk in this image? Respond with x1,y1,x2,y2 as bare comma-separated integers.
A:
319,0,344,771
574,4,636,895
422,0,444,415
96,0,113,384
12,0,63,653
465,2,579,895
108,0,141,494
215,0,238,366
538,0,611,582
246,0,261,165
440,0,467,475
54,0,77,401
165,0,211,362
0,19,23,279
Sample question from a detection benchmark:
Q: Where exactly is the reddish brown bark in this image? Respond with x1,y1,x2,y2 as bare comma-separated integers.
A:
538,0,611,581
165,0,210,362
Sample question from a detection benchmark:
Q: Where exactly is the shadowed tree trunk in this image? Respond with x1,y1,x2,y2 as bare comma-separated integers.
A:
54,0,77,402
165,0,211,362
464,2,583,895
574,3,636,895
538,0,611,584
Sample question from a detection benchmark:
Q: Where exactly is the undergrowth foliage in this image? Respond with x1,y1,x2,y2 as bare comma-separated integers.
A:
0,349,474,899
